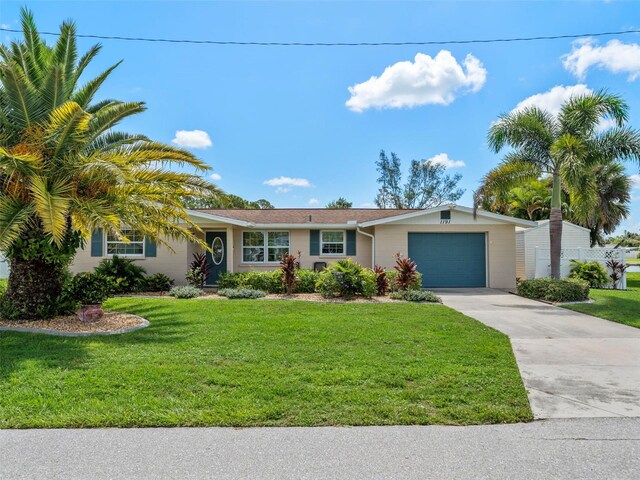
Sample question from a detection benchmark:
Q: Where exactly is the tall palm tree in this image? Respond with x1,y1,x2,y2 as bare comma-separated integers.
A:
481,92,640,278
0,10,215,318
568,159,631,247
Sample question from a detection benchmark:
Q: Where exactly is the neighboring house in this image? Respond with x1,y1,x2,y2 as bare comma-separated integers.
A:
70,204,536,289
515,220,591,280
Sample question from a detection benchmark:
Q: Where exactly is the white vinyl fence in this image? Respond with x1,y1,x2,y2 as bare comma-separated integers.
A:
534,247,627,289
0,255,8,279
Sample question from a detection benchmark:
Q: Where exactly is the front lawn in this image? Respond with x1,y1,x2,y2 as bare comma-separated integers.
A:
0,299,531,428
563,272,640,328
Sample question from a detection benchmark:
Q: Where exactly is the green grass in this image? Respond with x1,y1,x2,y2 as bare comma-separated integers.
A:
626,257,640,265
0,299,532,428
563,272,640,328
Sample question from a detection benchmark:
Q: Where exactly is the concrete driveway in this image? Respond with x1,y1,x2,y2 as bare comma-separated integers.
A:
437,289,640,419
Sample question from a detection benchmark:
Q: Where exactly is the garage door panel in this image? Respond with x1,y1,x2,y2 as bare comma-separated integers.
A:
408,232,486,288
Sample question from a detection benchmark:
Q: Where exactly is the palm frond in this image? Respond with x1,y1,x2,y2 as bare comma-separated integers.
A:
72,61,122,108
29,176,71,244
0,195,33,250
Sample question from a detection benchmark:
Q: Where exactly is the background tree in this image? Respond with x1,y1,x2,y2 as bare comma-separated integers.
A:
567,159,631,246
481,92,640,278
375,150,464,209
0,10,213,319
182,192,274,209
326,197,352,209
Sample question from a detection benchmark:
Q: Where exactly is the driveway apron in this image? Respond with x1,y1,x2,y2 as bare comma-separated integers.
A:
436,288,640,419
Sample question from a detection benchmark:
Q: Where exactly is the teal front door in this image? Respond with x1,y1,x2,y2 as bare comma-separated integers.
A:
205,231,227,286
408,232,487,288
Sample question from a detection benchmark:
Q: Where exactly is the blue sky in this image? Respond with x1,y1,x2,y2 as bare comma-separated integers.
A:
1,1,639,233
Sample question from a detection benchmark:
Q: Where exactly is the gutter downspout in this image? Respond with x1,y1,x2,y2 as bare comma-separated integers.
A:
357,228,375,268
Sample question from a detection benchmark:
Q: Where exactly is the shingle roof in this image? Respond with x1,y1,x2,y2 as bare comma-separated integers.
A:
192,208,419,225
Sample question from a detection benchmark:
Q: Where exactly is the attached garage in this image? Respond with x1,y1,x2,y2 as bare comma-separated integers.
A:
408,232,487,287
361,205,537,289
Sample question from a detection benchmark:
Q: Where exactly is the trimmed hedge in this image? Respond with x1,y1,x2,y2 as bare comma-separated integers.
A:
517,277,589,302
218,269,319,294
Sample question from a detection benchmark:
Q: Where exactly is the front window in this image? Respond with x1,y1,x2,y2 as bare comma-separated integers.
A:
242,231,289,263
321,230,345,255
106,228,144,256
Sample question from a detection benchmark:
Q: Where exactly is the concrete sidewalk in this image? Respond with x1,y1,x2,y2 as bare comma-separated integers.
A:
437,289,640,419
1,419,639,479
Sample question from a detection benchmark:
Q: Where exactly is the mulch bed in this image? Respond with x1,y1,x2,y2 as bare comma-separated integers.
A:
0,312,148,335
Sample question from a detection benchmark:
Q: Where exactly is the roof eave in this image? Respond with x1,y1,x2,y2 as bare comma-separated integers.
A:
359,204,538,228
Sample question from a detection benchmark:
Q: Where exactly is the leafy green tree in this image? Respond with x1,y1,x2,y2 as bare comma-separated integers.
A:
0,10,213,318
182,192,274,209
481,91,640,278
375,150,464,209
326,197,352,209
568,159,631,246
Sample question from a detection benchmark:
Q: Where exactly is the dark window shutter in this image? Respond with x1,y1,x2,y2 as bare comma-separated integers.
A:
145,237,157,257
309,230,320,256
346,230,356,256
91,229,104,257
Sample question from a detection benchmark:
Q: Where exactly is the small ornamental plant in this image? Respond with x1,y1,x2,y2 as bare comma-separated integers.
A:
394,253,419,291
606,259,628,290
374,265,390,296
186,253,208,288
280,251,301,295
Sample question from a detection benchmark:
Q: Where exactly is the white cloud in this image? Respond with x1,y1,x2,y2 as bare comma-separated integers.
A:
563,39,640,81
263,176,311,188
210,173,222,181
426,153,465,169
308,198,319,205
629,174,640,189
172,130,212,149
0,24,10,29
345,51,487,112
512,84,592,117
510,84,620,132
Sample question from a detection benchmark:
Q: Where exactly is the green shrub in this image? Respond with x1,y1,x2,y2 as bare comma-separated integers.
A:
517,277,589,302
315,259,377,298
68,272,114,305
389,289,442,303
218,270,283,293
386,270,423,292
169,286,204,299
142,273,174,292
569,260,609,288
217,288,266,299
295,269,319,293
217,272,243,289
95,256,146,293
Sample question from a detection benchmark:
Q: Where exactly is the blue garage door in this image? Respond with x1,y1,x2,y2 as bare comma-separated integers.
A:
408,233,486,288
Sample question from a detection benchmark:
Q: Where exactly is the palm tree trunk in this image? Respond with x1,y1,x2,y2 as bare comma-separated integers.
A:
549,173,563,279
3,258,66,320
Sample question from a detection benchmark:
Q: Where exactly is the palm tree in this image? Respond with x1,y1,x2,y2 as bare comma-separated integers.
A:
568,159,631,247
481,91,640,278
0,10,214,318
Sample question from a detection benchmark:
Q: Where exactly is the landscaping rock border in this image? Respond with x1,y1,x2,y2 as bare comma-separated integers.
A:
0,313,149,337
